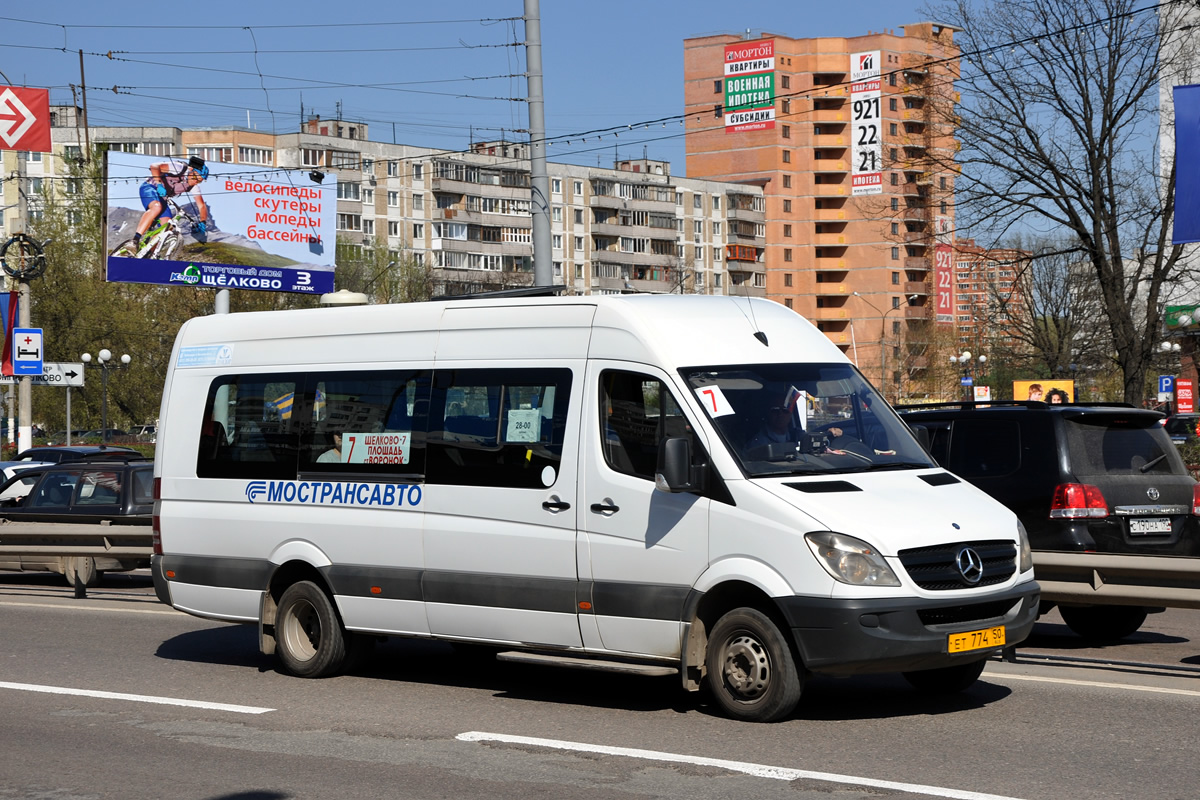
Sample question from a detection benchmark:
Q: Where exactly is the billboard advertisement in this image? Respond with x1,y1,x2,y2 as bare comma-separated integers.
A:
105,151,337,295
850,50,882,196
1173,84,1200,244
1013,379,1075,403
723,40,775,133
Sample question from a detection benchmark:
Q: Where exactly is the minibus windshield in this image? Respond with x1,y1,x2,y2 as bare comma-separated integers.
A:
685,363,935,477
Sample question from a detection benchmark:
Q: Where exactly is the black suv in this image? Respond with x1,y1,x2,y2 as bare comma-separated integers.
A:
896,401,1198,639
0,460,153,586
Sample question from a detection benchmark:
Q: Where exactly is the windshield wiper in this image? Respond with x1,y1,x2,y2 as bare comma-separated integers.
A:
1139,453,1168,473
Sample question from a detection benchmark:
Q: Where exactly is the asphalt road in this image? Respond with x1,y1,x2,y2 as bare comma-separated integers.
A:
1,571,1198,800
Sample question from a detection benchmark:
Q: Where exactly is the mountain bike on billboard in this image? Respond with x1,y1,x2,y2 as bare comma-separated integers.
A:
109,197,199,260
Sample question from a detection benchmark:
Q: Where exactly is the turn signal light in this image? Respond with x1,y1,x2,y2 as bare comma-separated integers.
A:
1049,483,1108,519
1192,484,1200,517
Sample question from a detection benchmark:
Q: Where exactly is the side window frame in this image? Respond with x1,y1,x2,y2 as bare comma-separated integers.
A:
598,369,699,482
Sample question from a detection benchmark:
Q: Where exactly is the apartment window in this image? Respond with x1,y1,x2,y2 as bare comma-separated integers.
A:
891,223,899,235
892,272,900,285
412,193,423,211
891,197,899,211
889,73,897,86
893,321,901,335
891,247,900,260
412,163,424,180
362,218,374,236
783,175,791,188
388,191,399,207
574,209,583,225
27,151,41,162
783,224,792,238
785,298,793,309
188,146,232,163
552,206,563,223
713,247,722,261
890,148,898,161
337,213,362,231
889,98,897,111
892,296,901,309
572,236,582,253
712,221,721,236
388,161,400,177
891,173,898,185
783,249,792,263
941,201,948,214
782,99,790,114
574,180,583,196
553,234,563,250
413,223,424,240
693,194,702,209
783,199,792,213
337,182,361,200
238,146,273,165
889,123,898,135
388,220,400,236
362,188,373,205
552,178,562,194
940,176,947,190
28,178,43,194
781,75,790,89
784,273,793,286
714,79,722,93
782,150,791,164
782,125,791,139
302,148,322,167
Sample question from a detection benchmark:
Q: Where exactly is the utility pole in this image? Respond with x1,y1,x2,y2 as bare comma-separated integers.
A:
524,0,552,287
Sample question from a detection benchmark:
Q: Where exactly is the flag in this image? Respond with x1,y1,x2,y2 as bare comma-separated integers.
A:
1174,84,1200,243
0,291,17,377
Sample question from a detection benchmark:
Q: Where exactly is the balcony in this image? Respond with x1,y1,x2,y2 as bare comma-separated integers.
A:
813,181,848,197
814,282,848,296
905,305,929,320
903,231,930,245
812,134,848,149
813,160,848,172
814,207,847,222
812,305,851,320
593,248,667,267
814,233,847,247
726,205,763,222
810,109,847,124
904,281,929,296
905,256,929,271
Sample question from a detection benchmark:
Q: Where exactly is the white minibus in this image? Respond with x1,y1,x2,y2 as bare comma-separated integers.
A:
152,295,1038,722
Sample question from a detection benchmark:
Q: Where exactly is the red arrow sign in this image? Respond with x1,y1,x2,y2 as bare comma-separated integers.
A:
0,87,50,152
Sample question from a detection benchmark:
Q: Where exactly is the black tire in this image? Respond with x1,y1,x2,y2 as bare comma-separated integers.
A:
705,607,802,723
903,658,987,693
1059,605,1148,641
275,581,350,678
110,238,139,258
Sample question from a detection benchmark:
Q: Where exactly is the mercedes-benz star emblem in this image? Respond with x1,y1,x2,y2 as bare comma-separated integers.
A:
956,547,984,585
1147,487,1160,501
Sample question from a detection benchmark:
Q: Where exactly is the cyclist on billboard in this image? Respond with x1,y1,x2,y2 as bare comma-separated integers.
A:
131,156,210,250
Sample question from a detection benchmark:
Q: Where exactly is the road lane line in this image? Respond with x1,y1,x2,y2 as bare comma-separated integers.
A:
0,600,179,615
0,682,274,714
988,672,1200,697
456,731,1026,800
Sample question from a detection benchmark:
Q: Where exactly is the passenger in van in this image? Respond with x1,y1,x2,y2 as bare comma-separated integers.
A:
317,431,343,463
746,400,843,453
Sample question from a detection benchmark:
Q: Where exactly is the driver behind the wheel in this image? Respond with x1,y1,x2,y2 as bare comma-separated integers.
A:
745,388,842,453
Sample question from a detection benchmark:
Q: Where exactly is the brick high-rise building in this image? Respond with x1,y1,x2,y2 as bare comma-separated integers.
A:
684,23,960,400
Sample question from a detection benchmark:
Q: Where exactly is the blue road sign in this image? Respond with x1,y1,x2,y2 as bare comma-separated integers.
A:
960,376,974,386
1160,375,1176,394
11,327,43,376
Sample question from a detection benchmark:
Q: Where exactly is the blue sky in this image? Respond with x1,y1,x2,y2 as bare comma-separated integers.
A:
1,1,930,176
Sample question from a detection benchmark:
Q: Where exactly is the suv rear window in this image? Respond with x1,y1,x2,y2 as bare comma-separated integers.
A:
1064,417,1183,476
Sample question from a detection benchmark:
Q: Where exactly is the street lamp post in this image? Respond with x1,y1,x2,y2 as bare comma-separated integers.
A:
81,349,131,442
852,292,917,399
949,350,987,401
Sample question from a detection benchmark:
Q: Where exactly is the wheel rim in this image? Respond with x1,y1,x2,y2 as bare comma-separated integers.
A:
720,632,771,701
280,599,321,663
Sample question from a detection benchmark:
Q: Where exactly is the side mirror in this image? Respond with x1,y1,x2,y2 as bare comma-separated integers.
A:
655,436,705,493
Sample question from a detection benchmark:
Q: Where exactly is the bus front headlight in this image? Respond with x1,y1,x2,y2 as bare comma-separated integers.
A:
805,531,901,587
1017,520,1033,574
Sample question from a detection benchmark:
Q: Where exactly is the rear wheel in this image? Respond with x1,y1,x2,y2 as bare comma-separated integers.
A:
63,556,99,588
1059,605,1148,641
110,238,139,258
903,658,987,693
705,607,802,723
275,581,350,678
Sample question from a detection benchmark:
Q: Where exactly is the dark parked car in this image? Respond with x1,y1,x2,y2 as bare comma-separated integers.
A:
897,401,1199,640
1163,413,1200,446
0,460,153,586
10,445,144,464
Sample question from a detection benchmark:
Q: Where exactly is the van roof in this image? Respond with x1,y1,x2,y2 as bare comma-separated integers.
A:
173,295,847,370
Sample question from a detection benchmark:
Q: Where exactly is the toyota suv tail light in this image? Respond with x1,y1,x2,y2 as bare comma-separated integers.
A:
1050,483,1109,518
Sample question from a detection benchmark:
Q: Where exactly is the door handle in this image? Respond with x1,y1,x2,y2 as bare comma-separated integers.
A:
590,502,620,514
542,500,571,512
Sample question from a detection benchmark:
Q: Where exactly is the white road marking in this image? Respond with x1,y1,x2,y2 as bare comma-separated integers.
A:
457,731,1026,800
0,682,274,714
0,600,179,615
988,672,1200,697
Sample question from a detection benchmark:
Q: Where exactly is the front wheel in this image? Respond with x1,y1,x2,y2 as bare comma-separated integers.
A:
157,231,181,260
1059,605,1148,642
903,658,987,693
275,580,351,678
705,607,802,722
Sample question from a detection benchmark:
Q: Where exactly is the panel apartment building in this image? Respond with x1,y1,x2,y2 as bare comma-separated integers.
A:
4,109,765,300
684,23,960,397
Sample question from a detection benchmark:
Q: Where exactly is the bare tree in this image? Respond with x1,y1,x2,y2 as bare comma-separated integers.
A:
921,0,1190,402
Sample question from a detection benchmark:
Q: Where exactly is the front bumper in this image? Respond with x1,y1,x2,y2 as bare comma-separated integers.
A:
777,580,1040,675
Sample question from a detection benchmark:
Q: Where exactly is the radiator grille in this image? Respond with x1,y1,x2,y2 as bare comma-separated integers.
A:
898,539,1016,590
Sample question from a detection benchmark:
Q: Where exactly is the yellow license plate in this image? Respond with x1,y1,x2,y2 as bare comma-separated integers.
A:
947,626,1006,654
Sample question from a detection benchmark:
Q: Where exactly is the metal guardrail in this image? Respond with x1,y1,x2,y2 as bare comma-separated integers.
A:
1033,551,1200,609
0,520,151,559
